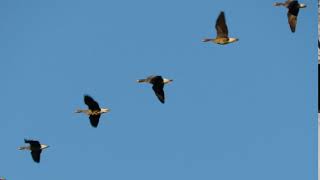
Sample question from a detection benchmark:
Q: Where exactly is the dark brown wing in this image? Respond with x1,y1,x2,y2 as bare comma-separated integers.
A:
89,114,101,128
287,13,297,32
31,150,41,163
152,83,165,104
25,139,41,148
285,0,295,6
84,95,101,111
149,76,163,84
215,11,228,38
287,1,299,32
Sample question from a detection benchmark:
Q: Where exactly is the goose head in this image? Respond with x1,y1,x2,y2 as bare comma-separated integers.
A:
101,108,110,113
163,78,173,84
299,3,306,8
228,38,239,43
41,144,49,150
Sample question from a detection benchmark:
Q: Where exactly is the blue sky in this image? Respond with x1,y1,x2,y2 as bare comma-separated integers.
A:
0,0,317,179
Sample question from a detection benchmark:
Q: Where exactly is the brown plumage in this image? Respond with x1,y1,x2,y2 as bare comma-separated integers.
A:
137,75,173,104
215,11,229,39
274,0,306,33
202,11,238,45
18,139,49,163
75,95,110,128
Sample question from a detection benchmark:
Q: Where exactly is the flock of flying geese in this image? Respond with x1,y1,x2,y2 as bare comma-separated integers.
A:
16,0,307,164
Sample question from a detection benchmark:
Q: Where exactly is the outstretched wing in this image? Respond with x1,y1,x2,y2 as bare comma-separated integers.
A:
84,95,101,111
152,83,165,104
24,139,40,147
287,12,298,32
287,1,299,32
285,0,295,5
31,150,41,163
89,114,101,128
215,11,228,38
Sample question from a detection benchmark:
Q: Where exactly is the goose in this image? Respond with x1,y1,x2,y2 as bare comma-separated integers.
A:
137,75,173,104
202,11,238,45
274,0,306,32
75,95,110,128
18,139,49,163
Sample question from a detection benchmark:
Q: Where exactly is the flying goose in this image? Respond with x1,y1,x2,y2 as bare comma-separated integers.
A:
202,11,238,45
75,95,110,128
137,75,173,104
274,0,306,32
18,139,49,163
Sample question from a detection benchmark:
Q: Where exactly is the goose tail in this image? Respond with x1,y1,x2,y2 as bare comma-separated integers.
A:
75,109,85,113
273,2,284,6
18,146,28,150
137,79,147,83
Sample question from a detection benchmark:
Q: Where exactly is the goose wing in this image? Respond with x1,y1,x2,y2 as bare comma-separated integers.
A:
25,139,40,147
89,114,101,128
285,0,295,4
215,11,228,38
31,150,42,163
287,1,299,32
84,95,101,111
152,83,165,103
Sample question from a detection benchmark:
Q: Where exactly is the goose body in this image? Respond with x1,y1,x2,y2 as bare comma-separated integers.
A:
202,11,238,45
76,95,110,128
274,0,306,32
137,75,173,104
18,139,49,163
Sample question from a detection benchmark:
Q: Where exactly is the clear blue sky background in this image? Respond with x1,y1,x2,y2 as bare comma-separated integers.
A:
0,0,317,179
